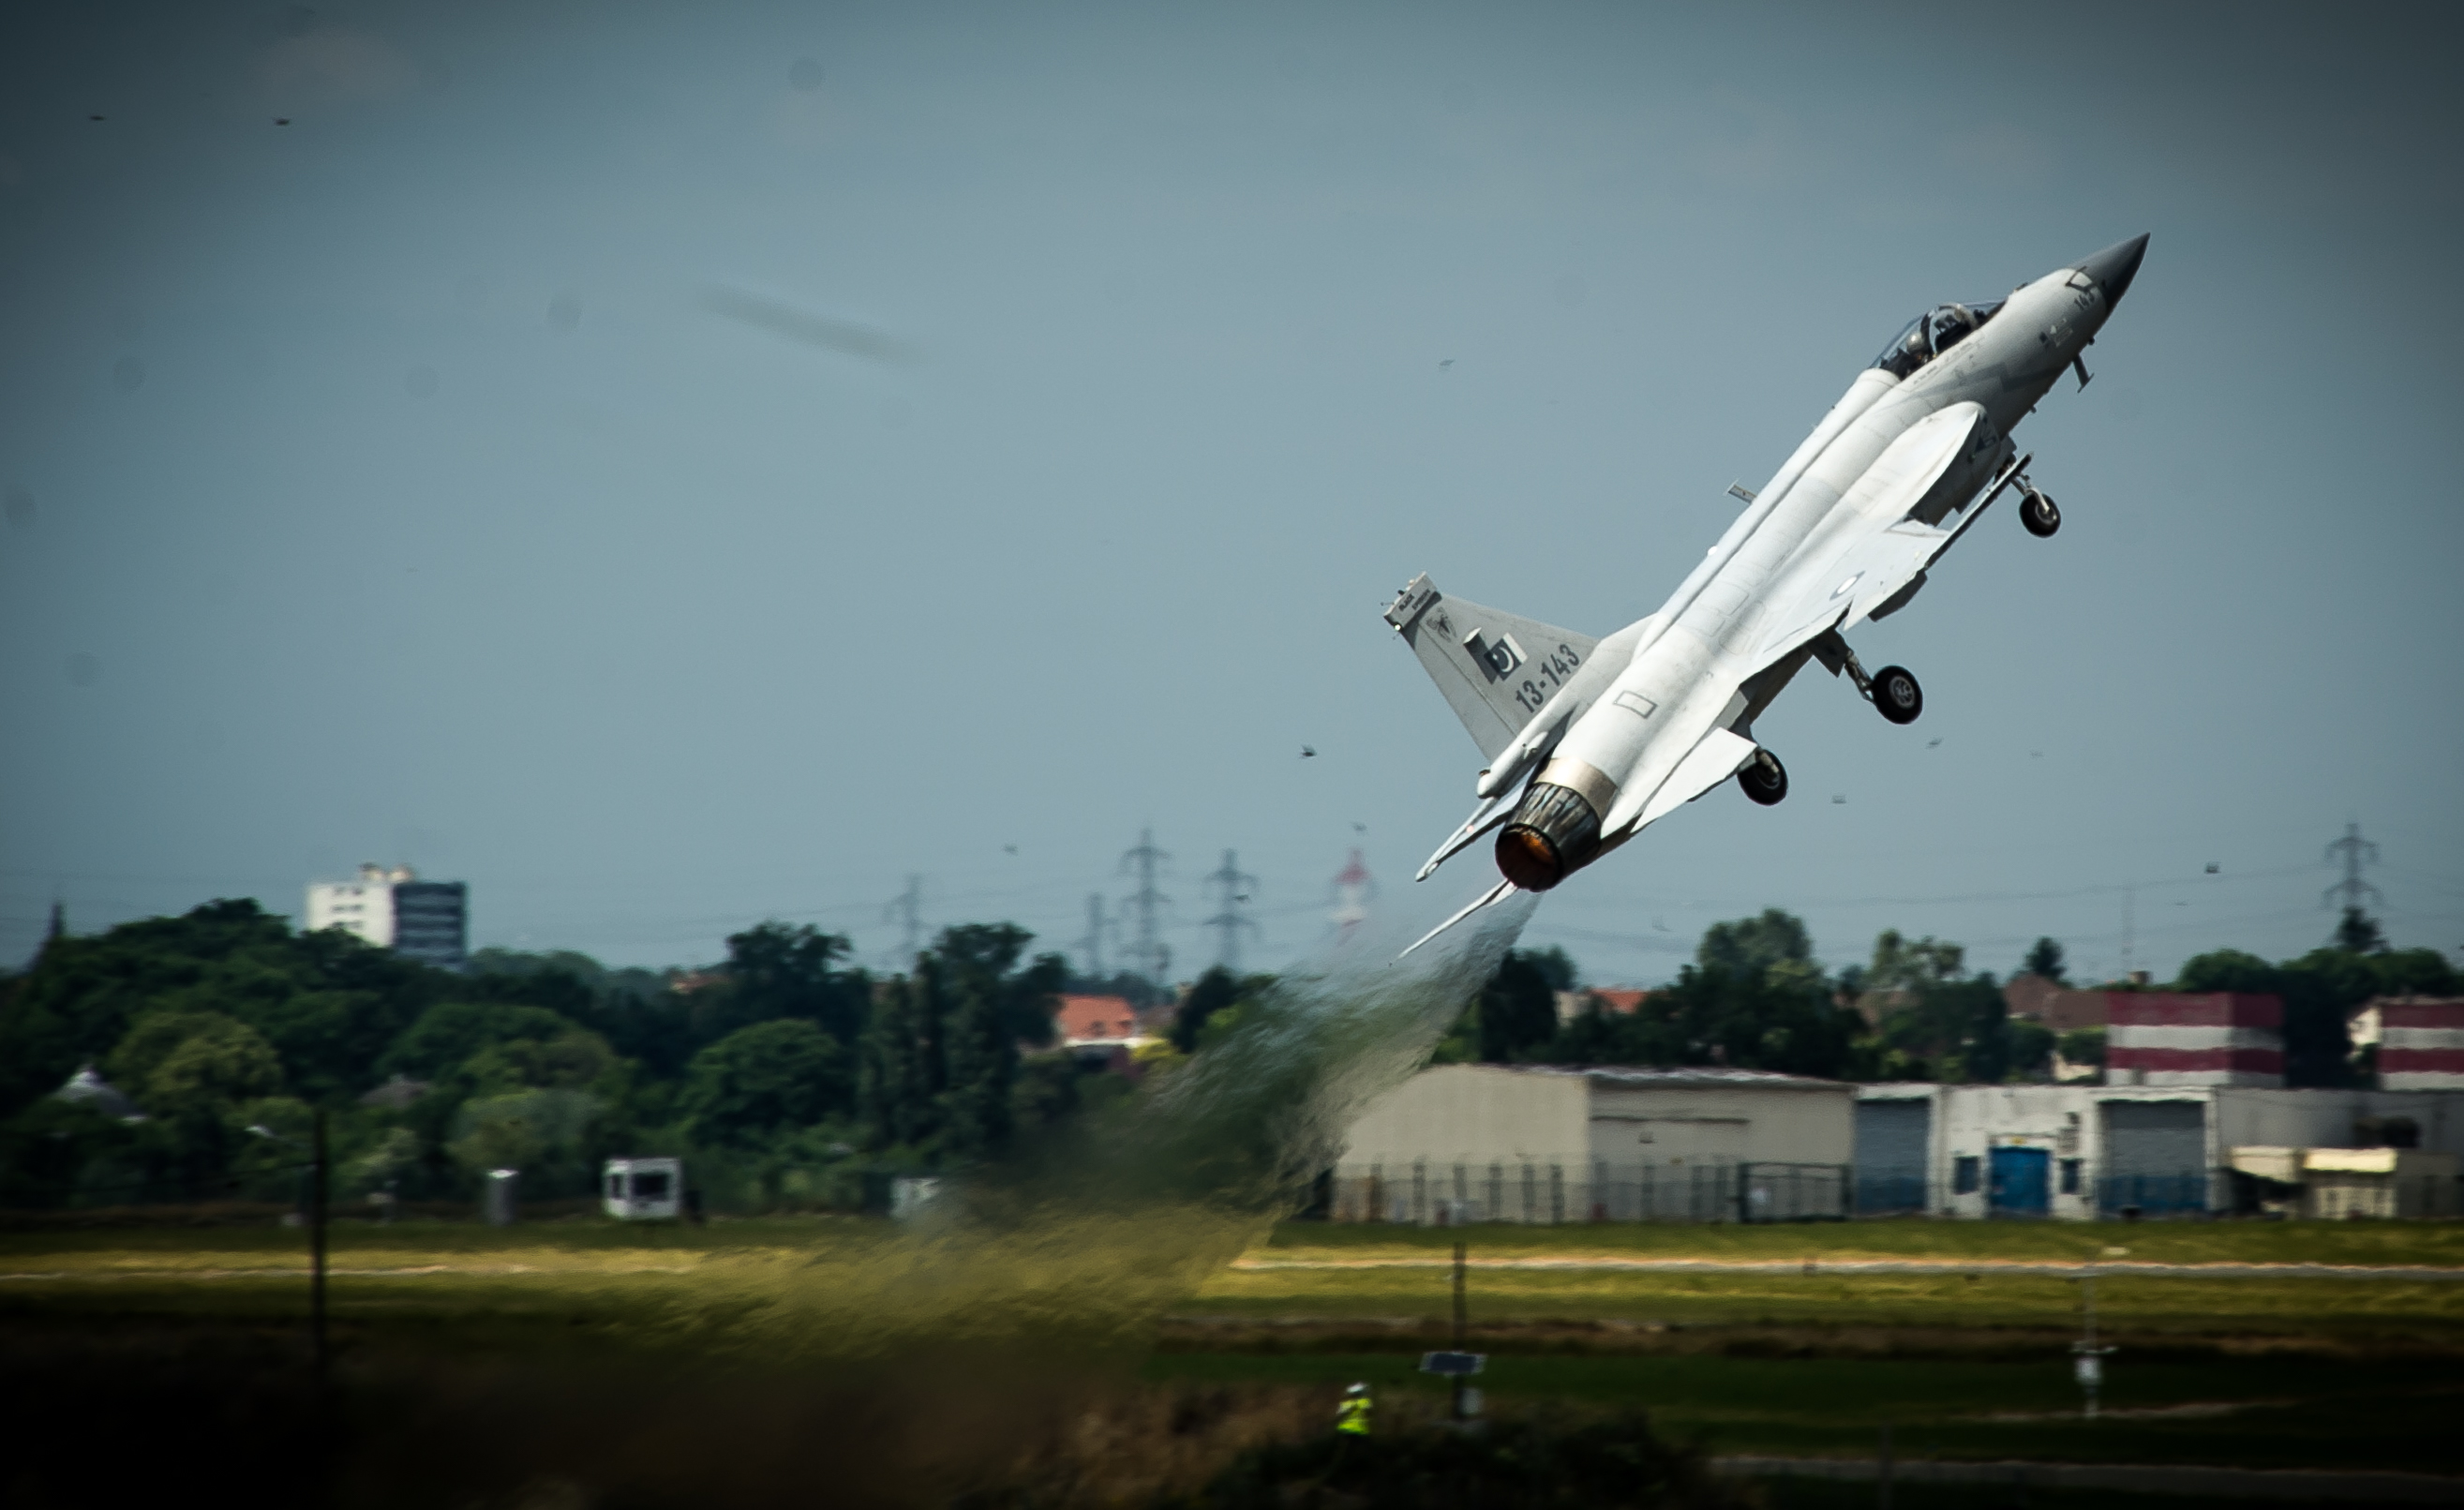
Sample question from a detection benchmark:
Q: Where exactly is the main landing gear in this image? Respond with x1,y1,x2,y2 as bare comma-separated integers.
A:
1740,749,1788,806
1824,632,1924,726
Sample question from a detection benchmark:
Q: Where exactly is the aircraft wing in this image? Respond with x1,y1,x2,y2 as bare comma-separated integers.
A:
1383,575,1599,762
1749,403,2014,672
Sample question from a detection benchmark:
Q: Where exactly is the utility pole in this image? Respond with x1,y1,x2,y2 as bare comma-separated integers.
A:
1201,849,1261,973
884,875,923,967
311,1108,329,1393
2323,821,2383,934
1118,829,1171,991
1073,892,1108,980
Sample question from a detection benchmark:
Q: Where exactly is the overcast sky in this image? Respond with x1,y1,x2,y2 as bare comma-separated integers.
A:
5,1,2461,987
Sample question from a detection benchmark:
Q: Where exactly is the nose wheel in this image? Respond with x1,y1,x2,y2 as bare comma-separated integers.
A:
1740,749,1788,806
2019,486,2061,538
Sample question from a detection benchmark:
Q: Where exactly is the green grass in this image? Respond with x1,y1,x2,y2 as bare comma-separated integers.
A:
6,1215,2462,1482
1259,1218,2464,1268
1143,1348,2464,1474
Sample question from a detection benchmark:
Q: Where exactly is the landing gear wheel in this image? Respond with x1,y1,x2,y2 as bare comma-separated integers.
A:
2020,488,2061,538
1740,750,1788,806
1873,665,1923,725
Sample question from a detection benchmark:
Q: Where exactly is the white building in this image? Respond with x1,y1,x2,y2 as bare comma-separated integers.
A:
1855,1083,2464,1220
306,864,468,969
1331,1064,1856,1224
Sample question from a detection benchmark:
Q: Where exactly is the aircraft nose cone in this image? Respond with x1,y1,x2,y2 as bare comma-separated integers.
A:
2074,233,2149,309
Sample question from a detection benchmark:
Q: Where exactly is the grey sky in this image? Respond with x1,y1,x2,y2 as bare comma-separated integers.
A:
5,1,2461,986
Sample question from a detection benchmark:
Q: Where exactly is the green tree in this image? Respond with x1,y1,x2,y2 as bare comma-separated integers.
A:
0,898,449,1116
1864,930,1966,994
138,1018,284,1115
1477,951,1564,1063
1697,910,1814,980
2023,936,2068,983
941,970,1015,1160
679,1019,850,1146
714,921,870,1043
860,970,940,1149
378,1000,582,1083
2057,1025,2107,1068
1172,967,1241,1053
2334,907,2387,954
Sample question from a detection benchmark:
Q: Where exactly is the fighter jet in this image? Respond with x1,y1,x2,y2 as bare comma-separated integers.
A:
1388,236,2148,953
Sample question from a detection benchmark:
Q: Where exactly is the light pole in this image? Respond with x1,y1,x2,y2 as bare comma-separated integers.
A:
247,1110,329,1391
2073,1261,2115,1420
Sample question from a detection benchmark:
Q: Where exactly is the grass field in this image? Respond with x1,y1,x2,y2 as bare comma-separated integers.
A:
5,1213,2460,1501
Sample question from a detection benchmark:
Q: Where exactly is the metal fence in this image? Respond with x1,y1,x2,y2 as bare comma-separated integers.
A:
1326,1159,1849,1225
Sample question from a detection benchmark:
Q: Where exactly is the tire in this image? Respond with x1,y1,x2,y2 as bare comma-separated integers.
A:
2021,489,2061,538
1740,751,1788,806
1873,665,1923,725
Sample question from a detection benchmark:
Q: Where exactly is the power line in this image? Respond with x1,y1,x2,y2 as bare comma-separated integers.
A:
1201,848,1262,973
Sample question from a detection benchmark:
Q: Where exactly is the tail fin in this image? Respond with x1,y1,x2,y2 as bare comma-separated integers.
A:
1382,575,1599,761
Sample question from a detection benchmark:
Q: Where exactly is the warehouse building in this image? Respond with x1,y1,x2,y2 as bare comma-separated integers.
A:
1854,1083,2464,1219
1330,1064,1855,1224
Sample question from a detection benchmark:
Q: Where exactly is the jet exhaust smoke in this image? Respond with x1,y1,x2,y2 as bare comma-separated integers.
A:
658,890,1537,1363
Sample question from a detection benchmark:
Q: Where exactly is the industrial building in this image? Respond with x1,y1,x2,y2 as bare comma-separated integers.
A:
1854,1083,2464,1219
2350,997,2464,1090
304,864,468,969
1330,1063,2464,1224
1331,1064,1855,1224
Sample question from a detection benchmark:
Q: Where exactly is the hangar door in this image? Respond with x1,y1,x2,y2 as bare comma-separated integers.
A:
1854,1099,1931,1215
2099,1100,2208,1216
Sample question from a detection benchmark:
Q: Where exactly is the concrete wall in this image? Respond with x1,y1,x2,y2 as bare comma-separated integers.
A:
1332,1067,1856,1223
1585,1079,1853,1169
1337,1065,1590,1173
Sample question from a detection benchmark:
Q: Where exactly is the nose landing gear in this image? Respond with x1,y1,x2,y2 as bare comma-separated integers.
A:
2019,485,2061,538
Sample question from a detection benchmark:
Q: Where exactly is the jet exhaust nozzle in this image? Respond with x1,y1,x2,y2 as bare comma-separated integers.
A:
1494,782,1603,891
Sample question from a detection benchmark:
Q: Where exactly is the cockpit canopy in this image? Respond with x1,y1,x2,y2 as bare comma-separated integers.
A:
1873,299,2005,379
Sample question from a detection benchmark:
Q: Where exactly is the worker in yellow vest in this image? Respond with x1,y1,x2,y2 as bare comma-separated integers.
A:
1336,1382,1372,1436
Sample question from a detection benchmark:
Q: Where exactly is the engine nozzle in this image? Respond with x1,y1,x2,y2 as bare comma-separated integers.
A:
1494,781,1604,891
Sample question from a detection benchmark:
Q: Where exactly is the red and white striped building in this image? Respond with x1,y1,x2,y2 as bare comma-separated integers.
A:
2360,997,2464,1091
2106,993,2284,1087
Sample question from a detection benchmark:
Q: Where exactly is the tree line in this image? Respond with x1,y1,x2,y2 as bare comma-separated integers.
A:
0,897,2449,1215
1425,905,2455,1088
0,902,1089,1213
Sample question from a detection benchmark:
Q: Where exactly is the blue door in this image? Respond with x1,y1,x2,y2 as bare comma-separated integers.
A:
1989,1146,2051,1217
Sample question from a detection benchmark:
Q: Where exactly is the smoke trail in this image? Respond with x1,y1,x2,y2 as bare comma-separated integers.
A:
667,890,1537,1360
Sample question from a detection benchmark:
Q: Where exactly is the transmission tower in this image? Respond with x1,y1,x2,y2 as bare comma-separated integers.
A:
1073,892,1110,980
1117,828,1172,990
2323,820,2384,920
1201,848,1262,973
884,874,923,967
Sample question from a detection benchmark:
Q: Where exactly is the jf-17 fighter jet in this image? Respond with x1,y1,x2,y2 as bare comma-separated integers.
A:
1387,235,2148,954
